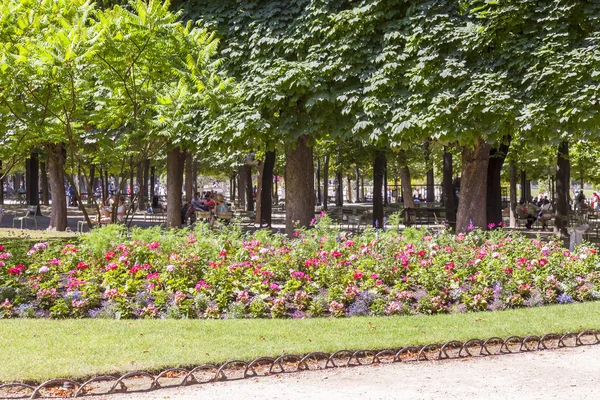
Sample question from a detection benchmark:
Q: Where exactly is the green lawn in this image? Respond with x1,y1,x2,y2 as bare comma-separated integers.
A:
2,301,600,383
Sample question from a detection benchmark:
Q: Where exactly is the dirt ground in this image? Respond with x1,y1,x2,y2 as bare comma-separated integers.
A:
95,345,600,400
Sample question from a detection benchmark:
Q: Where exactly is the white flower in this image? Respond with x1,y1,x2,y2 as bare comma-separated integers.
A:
165,265,175,272
39,266,49,273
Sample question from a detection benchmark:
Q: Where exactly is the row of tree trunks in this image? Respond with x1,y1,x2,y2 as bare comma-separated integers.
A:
285,135,315,233
456,139,491,233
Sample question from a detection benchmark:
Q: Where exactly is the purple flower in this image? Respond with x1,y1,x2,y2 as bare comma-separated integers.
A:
468,219,474,231
557,293,573,304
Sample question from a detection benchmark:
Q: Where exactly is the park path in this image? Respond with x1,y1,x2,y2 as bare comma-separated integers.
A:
97,345,600,400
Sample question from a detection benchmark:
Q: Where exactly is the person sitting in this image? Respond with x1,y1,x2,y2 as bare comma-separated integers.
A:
538,199,553,231
516,200,538,229
116,199,126,222
204,192,217,226
185,192,207,224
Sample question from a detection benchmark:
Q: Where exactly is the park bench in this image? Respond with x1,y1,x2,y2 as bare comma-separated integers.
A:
13,205,38,229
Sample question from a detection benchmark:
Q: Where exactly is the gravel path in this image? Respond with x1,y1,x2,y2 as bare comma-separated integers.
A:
97,345,600,400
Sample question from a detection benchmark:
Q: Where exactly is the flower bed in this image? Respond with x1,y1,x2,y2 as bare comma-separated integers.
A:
0,215,598,319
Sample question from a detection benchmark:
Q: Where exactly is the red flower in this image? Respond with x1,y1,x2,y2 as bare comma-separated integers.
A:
353,272,363,280
444,262,455,271
105,252,115,260
331,250,342,258
77,262,88,271
503,267,513,275
417,250,426,257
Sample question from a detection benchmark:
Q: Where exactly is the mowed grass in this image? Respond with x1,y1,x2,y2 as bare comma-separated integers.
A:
2,302,600,383
0,228,78,240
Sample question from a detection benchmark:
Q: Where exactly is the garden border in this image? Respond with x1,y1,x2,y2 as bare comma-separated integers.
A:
0,329,598,399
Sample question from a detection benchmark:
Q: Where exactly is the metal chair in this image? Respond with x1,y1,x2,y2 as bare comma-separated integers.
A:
13,205,38,229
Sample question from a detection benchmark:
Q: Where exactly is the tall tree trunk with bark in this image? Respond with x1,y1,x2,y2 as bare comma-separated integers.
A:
323,155,329,211
88,164,96,205
347,176,352,204
26,152,40,214
373,150,386,228
335,168,343,207
555,141,570,238
355,166,360,203
142,159,149,206
185,152,194,202
398,150,414,208
424,142,435,203
255,161,263,224
150,165,156,203
486,140,510,227
260,150,275,227
442,148,456,230
244,165,254,212
456,139,491,233
509,161,518,228
285,135,315,233
46,144,67,231
166,147,185,228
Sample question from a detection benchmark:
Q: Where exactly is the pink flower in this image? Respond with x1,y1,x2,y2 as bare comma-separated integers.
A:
0,253,12,260
8,264,25,275
146,272,160,280
38,266,49,273
105,251,115,260
165,265,175,272
194,280,210,291
353,272,363,280
105,262,118,271
269,283,281,291
147,241,160,250
331,250,342,258
370,273,379,280
77,262,88,271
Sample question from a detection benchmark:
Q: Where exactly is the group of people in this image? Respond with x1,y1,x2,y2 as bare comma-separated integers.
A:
94,196,126,224
517,196,553,230
182,191,230,226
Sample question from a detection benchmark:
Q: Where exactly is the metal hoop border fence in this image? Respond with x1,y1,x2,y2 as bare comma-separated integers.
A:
1,329,598,399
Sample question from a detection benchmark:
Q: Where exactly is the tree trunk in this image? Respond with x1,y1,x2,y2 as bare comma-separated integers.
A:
285,135,315,233
554,141,570,238
335,169,343,207
424,142,435,203
373,150,385,228
256,162,263,224
398,150,414,208
26,152,40,214
486,141,509,227
185,152,194,202
142,159,149,206
323,155,329,211
347,175,352,204
456,139,491,233
316,158,321,205
244,164,254,212
150,165,156,202
166,147,184,228
355,166,360,203
88,164,96,205
361,176,365,202
46,144,67,231
260,150,275,227
509,161,518,228
442,148,456,230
